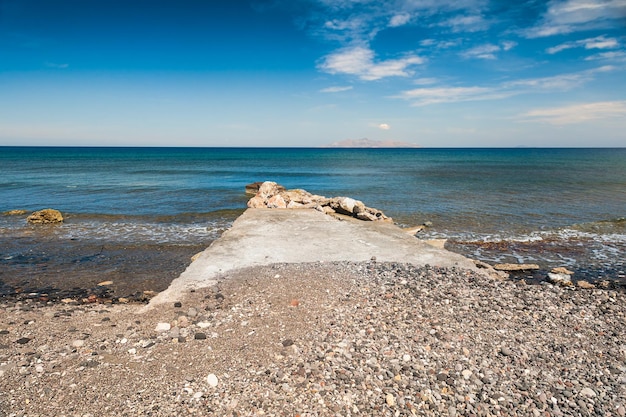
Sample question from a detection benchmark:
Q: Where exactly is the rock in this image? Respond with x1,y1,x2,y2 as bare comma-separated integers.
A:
462,369,473,379
26,209,63,224
424,239,447,249
403,225,425,235
494,263,540,271
3,209,27,216
16,337,31,345
97,281,113,286
551,267,574,275
282,339,294,347
548,273,573,286
72,340,85,348
207,373,219,387
245,181,391,221
385,393,396,407
155,322,171,332
194,332,207,340
356,211,378,221
190,252,202,262
267,194,287,209
576,280,595,289
579,387,596,397
257,181,284,199
247,196,267,209
245,182,265,195
335,197,358,215
500,346,512,356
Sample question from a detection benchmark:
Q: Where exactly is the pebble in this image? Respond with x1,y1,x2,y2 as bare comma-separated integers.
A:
72,340,85,348
206,373,218,387
155,322,171,332
194,332,207,340
1,261,625,417
15,337,31,345
579,387,596,398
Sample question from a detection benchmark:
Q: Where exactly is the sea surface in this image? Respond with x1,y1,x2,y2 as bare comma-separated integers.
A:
1,147,624,298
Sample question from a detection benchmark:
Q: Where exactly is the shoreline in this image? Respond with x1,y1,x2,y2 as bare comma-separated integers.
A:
2,261,625,416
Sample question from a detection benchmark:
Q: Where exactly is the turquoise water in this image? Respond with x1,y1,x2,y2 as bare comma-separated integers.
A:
1,147,625,295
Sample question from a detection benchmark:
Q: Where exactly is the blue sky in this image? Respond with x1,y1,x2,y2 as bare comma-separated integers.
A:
1,0,625,147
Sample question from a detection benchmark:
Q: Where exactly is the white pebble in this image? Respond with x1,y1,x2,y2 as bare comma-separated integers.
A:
155,322,171,332
402,354,411,362
72,340,85,348
35,365,44,373
193,391,204,399
128,348,137,355
207,373,218,387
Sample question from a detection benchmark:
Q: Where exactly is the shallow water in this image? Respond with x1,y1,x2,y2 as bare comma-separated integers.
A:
1,147,624,297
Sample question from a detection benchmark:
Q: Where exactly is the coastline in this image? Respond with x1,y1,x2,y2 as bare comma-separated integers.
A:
2,261,625,416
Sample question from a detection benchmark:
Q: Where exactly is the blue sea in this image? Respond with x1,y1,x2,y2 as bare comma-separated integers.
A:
1,147,625,297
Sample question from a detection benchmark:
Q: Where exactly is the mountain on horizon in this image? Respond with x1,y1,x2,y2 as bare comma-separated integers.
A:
323,138,421,148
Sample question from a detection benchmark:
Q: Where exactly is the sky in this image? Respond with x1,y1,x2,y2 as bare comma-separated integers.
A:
0,0,625,147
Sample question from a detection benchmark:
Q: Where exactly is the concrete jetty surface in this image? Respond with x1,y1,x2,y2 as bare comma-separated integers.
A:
148,208,485,307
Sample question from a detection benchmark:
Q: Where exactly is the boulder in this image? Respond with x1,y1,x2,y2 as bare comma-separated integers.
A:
247,196,267,209
27,209,63,224
547,272,573,286
337,197,357,215
493,263,540,272
258,181,284,199
267,194,287,209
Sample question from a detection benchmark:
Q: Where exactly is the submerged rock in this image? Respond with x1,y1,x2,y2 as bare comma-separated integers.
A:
26,208,63,224
3,209,27,216
494,263,540,272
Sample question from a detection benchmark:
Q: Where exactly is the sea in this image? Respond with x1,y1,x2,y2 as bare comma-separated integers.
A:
1,147,625,299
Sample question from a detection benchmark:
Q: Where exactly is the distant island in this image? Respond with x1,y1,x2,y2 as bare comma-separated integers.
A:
322,138,421,148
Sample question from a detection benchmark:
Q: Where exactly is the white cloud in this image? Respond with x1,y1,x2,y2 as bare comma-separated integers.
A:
519,101,626,124
378,123,391,130
438,14,488,32
461,41,517,59
320,86,354,93
389,13,411,27
394,66,616,105
547,35,620,54
525,0,626,38
413,77,439,85
461,43,500,59
506,65,615,90
318,46,425,81
393,86,502,105
501,41,517,51
585,50,626,61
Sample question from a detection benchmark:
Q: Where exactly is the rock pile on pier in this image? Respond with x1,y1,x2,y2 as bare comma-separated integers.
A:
246,181,391,222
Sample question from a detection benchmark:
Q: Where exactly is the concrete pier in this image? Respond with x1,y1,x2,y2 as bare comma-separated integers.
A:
148,208,485,307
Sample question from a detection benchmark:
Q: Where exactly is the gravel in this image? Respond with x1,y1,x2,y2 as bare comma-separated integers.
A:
1,261,625,416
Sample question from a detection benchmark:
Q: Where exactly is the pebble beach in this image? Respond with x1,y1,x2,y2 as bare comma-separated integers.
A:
1,261,625,416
